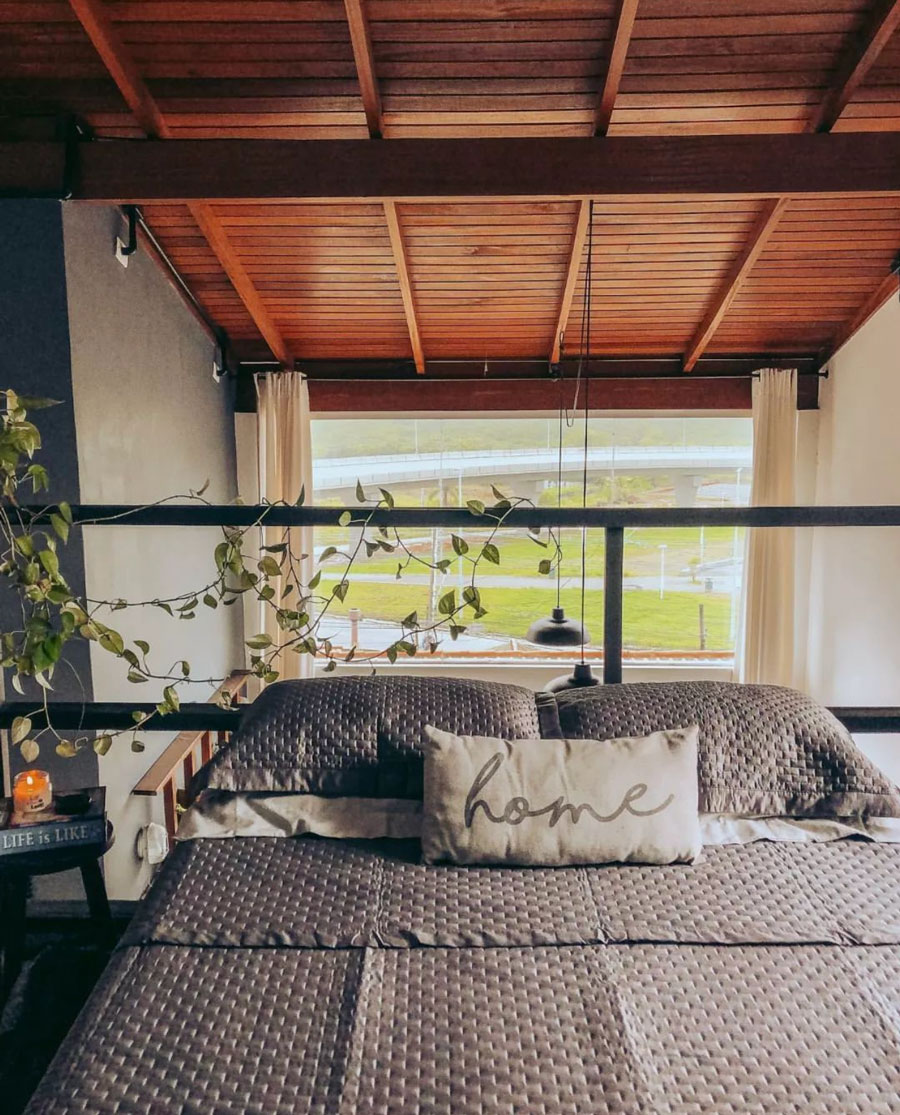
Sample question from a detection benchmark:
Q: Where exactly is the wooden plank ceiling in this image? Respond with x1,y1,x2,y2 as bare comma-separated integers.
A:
1,0,899,373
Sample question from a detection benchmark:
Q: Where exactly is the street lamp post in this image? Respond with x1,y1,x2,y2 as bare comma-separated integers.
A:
658,543,668,600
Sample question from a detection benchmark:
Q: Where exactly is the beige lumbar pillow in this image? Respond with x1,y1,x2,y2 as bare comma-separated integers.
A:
422,725,701,866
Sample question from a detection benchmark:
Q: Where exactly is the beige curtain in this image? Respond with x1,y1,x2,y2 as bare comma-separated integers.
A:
739,367,797,686
255,371,314,680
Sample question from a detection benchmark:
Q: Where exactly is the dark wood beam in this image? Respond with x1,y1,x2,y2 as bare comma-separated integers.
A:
307,375,768,413
343,0,383,138
683,197,789,371
8,134,900,202
811,0,900,132
594,0,640,136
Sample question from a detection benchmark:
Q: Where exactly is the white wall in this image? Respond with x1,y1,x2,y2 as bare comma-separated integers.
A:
805,295,900,785
63,204,244,901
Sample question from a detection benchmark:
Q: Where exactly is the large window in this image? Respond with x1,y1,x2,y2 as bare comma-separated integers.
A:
311,415,752,664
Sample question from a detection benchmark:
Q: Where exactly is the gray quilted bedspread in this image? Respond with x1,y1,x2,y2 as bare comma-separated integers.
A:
25,838,900,1115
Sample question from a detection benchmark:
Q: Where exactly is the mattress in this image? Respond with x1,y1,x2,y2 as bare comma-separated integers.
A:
25,837,900,1115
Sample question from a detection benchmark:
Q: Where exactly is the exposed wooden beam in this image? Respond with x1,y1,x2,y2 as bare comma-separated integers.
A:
66,0,291,365
189,203,292,366
819,268,899,366
383,200,425,374
594,0,640,136
343,0,382,138
67,0,170,139
683,197,789,371
550,200,590,364
811,0,900,133
10,134,900,201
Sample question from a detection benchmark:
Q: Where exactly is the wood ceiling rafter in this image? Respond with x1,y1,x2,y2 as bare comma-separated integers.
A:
343,0,382,140
383,200,425,374
683,197,789,372
551,200,590,365
343,0,424,372
682,0,900,371
594,0,640,137
812,0,900,133
64,0,293,366
819,267,900,365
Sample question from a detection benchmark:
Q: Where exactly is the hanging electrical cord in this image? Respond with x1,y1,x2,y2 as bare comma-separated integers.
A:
578,200,594,667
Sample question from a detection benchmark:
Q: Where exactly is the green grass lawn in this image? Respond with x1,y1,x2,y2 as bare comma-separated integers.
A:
323,580,734,652
317,524,743,584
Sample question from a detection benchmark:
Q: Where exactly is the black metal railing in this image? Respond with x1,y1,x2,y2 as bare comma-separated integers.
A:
3,502,900,732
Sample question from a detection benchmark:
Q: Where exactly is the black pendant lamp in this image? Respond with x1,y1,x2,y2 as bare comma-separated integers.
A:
525,378,588,648
545,200,600,693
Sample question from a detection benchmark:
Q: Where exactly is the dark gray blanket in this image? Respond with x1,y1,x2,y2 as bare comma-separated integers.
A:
25,837,900,1115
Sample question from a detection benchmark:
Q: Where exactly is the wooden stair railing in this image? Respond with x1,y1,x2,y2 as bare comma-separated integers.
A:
132,670,252,840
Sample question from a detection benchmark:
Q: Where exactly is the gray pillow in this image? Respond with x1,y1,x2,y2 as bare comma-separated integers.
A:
422,725,702,866
548,682,900,819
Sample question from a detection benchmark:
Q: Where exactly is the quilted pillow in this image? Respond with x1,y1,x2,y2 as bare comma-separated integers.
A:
193,675,542,798
547,681,900,819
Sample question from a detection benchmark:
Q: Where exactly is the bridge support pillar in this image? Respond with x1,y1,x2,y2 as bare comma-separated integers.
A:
673,474,702,507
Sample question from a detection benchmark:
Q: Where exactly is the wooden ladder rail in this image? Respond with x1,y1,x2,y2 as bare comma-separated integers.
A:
132,670,252,840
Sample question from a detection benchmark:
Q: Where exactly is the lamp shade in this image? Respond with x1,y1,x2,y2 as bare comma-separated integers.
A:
544,662,601,692
525,606,589,647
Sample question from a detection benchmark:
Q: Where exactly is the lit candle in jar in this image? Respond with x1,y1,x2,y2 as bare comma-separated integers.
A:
13,769,53,816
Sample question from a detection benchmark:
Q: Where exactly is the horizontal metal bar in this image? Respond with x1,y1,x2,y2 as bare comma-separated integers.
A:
17,504,900,529
0,702,242,732
829,709,900,734
1,702,898,734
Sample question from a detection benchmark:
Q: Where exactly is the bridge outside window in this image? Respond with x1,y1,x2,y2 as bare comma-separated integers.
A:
311,415,752,666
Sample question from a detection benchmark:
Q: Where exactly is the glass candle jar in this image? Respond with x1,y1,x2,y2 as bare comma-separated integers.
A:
13,769,53,816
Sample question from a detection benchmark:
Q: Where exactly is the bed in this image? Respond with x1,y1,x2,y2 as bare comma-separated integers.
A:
23,677,900,1115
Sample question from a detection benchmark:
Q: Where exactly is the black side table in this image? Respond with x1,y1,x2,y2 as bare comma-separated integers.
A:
0,822,114,1000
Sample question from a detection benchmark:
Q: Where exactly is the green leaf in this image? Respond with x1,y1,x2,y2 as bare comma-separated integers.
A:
93,735,113,756
132,710,146,723
401,611,418,629
449,624,467,641
55,740,79,758
245,633,273,650
481,543,500,565
50,513,69,543
332,580,349,603
38,549,59,577
58,500,73,525
261,542,287,554
466,499,485,516
180,660,190,677
435,559,452,573
257,556,281,577
451,534,469,556
338,511,352,527
153,601,173,616
214,541,230,572
398,640,416,656
438,589,456,616
308,571,321,590
296,484,305,506
135,639,150,655
163,685,180,712
203,593,218,609
131,739,146,753
11,716,32,744
322,659,337,673
538,559,552,575
13,533,34,556
355,479,366,502
195,478,210,497
490,485,507,502
127,670,147,683
14,396,60,410
98,630,125,656
379,488,395,509
385,644,398,664
20,738,39,762
319,546,337,562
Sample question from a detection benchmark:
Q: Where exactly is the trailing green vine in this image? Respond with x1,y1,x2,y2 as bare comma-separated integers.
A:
0,393,561,762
